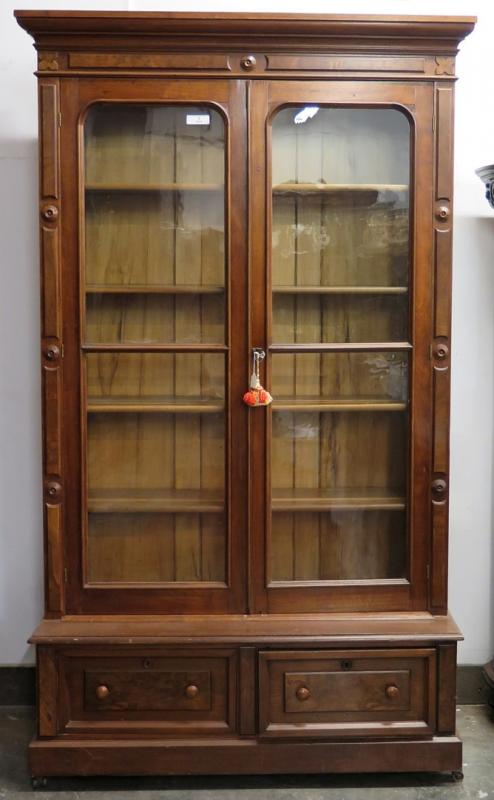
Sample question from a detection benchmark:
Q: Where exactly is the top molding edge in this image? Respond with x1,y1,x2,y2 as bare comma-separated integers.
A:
14,10,476,51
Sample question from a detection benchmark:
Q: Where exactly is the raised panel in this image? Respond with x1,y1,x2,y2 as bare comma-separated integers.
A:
259,649,436,738
266,55,426,73
284,670,410,713
40,83,59,199
69,52,230,70
58,648,237,735
85,669,211,711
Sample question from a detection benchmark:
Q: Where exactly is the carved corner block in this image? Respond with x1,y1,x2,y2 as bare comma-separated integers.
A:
38,52,60,71
434,56,455,76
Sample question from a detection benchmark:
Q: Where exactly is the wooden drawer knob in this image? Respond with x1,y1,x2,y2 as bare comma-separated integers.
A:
95,684,110,700
296,685,311,702
385,684,399,700
184,684,199,699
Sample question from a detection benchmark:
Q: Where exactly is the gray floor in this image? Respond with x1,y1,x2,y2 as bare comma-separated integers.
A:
1,704,493,799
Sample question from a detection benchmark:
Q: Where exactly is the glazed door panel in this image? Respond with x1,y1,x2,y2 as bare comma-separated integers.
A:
62,79,248,613
249,81,434,613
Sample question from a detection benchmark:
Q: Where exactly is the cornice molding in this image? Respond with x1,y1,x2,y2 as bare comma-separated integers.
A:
14,11,476,56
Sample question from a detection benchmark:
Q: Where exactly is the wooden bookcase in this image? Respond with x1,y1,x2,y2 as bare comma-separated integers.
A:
15,10,474,782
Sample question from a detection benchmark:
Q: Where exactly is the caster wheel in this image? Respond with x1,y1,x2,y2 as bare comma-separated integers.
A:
31,777,48,789
452,770,464,782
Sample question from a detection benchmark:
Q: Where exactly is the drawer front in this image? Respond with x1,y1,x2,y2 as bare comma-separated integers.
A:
58,648,237,736
259,649,436,739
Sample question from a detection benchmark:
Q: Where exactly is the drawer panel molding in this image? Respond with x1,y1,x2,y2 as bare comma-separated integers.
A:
259,649,436,739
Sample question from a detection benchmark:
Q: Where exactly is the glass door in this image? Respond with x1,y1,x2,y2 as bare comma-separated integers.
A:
62,80,247,613
250,81,433,613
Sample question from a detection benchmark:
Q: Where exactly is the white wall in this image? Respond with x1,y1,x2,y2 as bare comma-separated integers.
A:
0,0,493,666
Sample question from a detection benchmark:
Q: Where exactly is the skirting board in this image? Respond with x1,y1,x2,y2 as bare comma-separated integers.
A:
0,665,491,706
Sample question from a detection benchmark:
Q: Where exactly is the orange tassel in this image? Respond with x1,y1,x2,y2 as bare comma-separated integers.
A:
243,387,273,407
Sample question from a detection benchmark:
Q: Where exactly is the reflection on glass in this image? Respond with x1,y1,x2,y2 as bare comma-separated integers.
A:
83,105,228,584
86,352,225,409
270,107,410,583
271,352,408,405
84,104,225,344
271,511,406,581
85,353,225,583
85,293,225,345
88,513,225,583
272,294,408,344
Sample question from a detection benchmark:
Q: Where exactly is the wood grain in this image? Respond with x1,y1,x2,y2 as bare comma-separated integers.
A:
40,83,59,199
16,9,470,779
259,648,436,738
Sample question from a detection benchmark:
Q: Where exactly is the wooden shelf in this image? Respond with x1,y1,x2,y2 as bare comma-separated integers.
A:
88,488,224,514
86,284,224,295
86,182,223,193
272,489,406,512
273,397,407,412
273,182,408,195
270,343,413,353
87,396,224,414
272,286,408,295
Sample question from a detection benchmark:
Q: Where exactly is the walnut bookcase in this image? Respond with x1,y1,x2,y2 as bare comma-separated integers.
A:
15,10,474,781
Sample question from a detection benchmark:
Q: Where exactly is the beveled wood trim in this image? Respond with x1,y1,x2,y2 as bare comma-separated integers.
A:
437,643,457,734
431,501,448,613
39,83,59,199
37,647,58,736
42,362,62,476
28,735,463,777
430,83,454,615
29,612,463,645
239,647,257,735
266,55,426,73
40,225,61,338
248,79,269,613
408,85,435,612
39,78,64,616
434,232,453,338
69,52,231,71
435,87,454,200
45,505,63,614
432,365,450,477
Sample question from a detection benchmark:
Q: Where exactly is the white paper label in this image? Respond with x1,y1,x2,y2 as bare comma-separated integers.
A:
186,114,210,126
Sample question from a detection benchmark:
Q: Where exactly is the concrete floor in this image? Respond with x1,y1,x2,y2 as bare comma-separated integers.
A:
1,705,493,799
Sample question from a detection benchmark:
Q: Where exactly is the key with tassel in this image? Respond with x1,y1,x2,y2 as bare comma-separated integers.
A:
243,348,273,407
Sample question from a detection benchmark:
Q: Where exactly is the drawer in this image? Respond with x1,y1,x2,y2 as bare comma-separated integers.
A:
57,648,237,736
259,649,436,739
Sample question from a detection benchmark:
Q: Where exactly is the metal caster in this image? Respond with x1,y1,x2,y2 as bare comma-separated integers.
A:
451,770,464,782
31,777,48,789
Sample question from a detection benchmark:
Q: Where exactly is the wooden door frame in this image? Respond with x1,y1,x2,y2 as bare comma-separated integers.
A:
60,77,249,614
248,79,434,614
